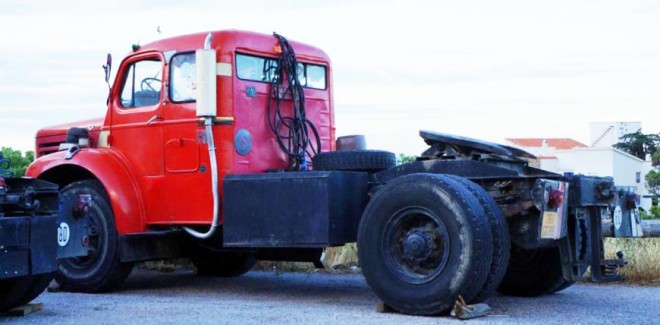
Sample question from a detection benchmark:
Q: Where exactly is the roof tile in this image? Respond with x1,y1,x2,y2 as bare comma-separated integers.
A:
506,138,587,150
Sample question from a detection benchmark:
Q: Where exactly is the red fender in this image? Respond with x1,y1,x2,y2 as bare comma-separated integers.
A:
26,149,146,235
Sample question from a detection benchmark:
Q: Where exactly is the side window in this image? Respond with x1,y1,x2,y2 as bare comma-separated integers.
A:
170,53,197,102
235,53,326,89
236,54,278,82
120,59,162,108
305,64,326,89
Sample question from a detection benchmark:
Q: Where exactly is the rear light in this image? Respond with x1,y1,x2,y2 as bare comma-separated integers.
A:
548,189,564,208
625,193,638,210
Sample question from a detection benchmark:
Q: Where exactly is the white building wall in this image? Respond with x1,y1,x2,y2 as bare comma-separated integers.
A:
553,148,614,177
612,150,644,190
641,161,656,210
590,121,641,147
539,158,558,171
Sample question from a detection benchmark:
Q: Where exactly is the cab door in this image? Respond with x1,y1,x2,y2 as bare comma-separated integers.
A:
110,53,165,177
109,53,165,221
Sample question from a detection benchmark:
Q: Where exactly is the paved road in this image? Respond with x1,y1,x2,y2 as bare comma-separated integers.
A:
1,269,658,324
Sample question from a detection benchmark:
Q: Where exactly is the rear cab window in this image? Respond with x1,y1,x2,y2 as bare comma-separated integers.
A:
235,53,326,89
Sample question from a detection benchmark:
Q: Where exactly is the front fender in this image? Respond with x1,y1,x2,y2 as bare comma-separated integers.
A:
26,149,146,235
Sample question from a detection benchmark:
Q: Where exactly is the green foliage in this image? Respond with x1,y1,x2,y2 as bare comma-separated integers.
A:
0,147,35,177
640,207,660,220
646,169,660,197
649,206,660,220
653,151,660,166
398,153,417,165
613,129,660,160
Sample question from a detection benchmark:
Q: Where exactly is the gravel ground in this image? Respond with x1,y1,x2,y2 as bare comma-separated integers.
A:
1,269,658,324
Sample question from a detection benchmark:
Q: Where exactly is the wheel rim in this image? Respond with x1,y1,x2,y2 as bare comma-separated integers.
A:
383,207,451,284
60,198,103,272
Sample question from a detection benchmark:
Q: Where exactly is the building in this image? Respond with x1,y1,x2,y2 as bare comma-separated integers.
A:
590,121,641,147
506,122,653,211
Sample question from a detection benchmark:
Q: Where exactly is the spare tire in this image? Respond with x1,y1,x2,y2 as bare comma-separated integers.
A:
312,150,396,172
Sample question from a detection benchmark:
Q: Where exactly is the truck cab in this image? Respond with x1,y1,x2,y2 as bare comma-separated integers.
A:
29,30,334,230
27,30,337,292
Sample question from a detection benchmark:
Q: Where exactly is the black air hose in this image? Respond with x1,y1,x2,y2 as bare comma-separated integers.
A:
267,33,321,170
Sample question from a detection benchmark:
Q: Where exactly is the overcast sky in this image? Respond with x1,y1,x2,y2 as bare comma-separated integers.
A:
1,0,659,155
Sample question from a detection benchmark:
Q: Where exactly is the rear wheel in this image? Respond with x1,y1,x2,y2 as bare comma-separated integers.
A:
56,180,133,293
444,176,510,303
357,174,492,315
497,244,574,297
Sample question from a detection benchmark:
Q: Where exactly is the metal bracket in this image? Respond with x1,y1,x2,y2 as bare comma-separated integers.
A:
197,117,234,126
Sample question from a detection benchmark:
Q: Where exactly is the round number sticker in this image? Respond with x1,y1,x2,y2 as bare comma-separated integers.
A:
613,206,623,230
58,222,70,247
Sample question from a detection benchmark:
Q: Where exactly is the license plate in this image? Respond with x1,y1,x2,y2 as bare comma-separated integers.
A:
541,211,561,239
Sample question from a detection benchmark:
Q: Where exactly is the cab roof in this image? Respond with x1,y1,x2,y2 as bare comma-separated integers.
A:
135,30,330,64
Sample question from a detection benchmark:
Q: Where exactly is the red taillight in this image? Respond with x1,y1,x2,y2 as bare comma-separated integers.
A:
625,193,638,209
548,189,564,208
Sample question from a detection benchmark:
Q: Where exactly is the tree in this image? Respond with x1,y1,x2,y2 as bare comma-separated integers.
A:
613,129,660,160
653,151,660,167
0,147,35,177
398,153,417,165
646,169,660,198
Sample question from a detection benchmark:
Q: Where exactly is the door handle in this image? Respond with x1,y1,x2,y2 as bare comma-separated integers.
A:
147,115,162,125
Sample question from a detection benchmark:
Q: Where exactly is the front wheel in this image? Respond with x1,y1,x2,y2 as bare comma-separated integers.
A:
56,180,133,293
357,174,492,315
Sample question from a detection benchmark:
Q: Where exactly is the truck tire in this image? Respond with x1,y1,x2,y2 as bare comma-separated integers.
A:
357,173,492,315
0,276,33,311
444,175,510,303
312,150,396,172
190,251,257,277
56,180,133,293
497,244,574,297
0,273,53,311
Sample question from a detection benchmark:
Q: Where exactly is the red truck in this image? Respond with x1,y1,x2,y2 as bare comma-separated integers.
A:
26,30,641,315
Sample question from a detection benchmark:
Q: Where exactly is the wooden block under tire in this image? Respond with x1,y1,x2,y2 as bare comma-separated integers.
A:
2,303,43,317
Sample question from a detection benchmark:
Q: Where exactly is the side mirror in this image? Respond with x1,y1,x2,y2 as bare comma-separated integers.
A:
103,53,112,83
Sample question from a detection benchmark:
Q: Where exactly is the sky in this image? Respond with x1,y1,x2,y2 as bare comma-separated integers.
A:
1,0,659,156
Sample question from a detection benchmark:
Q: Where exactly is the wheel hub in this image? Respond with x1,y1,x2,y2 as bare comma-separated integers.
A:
384,207,451,284
403,229,435,261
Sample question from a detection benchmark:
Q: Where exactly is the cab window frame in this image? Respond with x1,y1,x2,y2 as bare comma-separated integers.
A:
118,57,164,109
169,51,197,103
